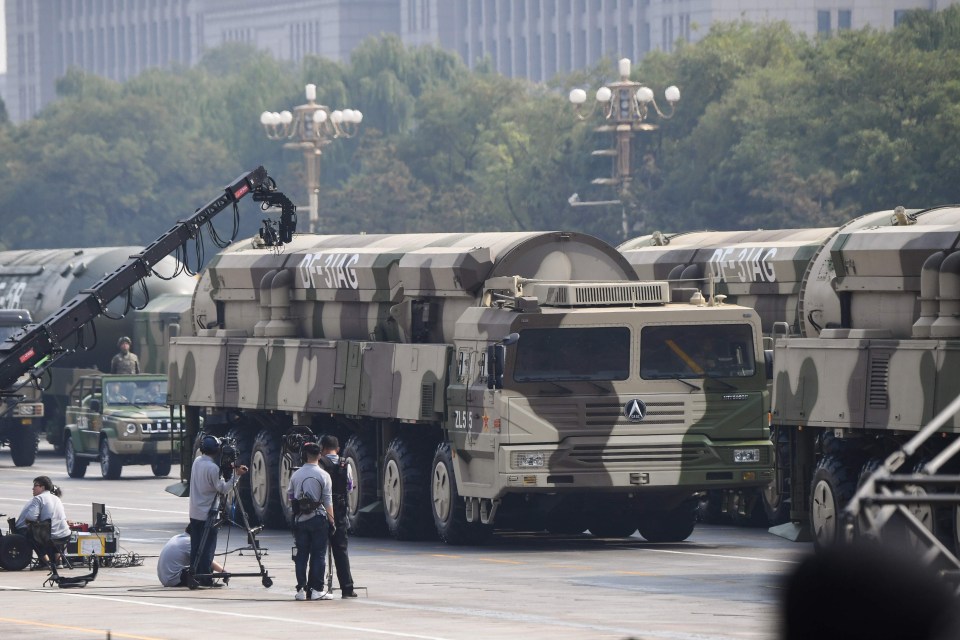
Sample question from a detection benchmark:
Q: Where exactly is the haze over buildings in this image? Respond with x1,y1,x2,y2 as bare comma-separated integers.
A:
4,0,957,123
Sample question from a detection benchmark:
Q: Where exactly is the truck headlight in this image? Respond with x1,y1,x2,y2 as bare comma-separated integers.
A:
733,448,760,463
514,451,545,468
125,423,137,435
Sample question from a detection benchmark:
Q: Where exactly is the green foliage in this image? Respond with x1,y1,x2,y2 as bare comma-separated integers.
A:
4,10,960,251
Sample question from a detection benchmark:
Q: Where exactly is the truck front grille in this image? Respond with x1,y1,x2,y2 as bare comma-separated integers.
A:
139,422,182,434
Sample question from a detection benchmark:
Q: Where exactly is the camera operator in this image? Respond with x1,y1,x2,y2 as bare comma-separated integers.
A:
318,435,357,598
287,442,335,601
188,435,248,587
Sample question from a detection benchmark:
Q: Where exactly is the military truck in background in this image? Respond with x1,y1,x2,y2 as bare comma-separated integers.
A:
63,373,179,479
0,309,45,465
167,231,773,543
620,206,960,550
0,247,195,456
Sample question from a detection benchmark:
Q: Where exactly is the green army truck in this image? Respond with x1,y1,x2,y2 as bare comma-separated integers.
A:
166,231,773,543
0,247,194,455
620,207,960,552
0,309,45,466
63,373,180,479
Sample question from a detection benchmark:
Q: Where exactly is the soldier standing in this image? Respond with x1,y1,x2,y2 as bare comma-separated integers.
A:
111,336,140,374
318,434,357,598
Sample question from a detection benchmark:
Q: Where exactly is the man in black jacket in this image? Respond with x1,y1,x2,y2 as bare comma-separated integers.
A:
318,435,356,598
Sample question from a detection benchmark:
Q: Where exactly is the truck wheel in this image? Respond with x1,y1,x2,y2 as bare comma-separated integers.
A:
810,454,857,549
0,534,33,571
855,457,883,539
9,428,37,467
100,438,122,479
279,450,296,527
343,434,385,537
151,457,172,477
588,511,638,538
65,436,87,478
226,426,256,522
431,442,493,544
250,429,287,529
383,435,432,541
638,502,697,542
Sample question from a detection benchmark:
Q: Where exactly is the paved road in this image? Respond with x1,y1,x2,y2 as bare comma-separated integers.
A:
0,447,811,640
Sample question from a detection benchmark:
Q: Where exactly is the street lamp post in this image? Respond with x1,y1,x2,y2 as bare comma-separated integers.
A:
260,84,363,233
569,58,679,239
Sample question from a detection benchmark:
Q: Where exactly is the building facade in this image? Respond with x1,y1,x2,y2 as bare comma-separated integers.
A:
5,0,398,123
400,0,960,81
5,0,958,123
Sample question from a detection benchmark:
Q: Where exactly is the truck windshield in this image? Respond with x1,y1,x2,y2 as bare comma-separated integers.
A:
105,379,167,405
514,327,630,382
640,324,756,379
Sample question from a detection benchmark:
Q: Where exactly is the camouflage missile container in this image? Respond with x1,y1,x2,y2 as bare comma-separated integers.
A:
168,231,773,543
0,247,195,455
621,207,960,550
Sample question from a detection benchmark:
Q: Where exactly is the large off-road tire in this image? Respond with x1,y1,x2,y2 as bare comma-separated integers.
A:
637,502,697,543
9,428,37,467
65,436,87,478
588,510,638,538
279,449,297,527
854,457,884,539
343,434,385,537
100,438,123,479
250,429,287,529
151,457,173,477
430,442,493,545
226,426,256,521
761,429,791,525
810,454,858,549
382,435,433,541
0,533,33,571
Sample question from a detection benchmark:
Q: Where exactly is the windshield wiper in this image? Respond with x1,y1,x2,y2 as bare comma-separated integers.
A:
539,381,573,394
668,375,701,392
705,375,737,390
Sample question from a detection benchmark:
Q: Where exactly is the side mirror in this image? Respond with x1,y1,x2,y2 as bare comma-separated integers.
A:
486,333,519,390
764,350,773,381
89,399,101,413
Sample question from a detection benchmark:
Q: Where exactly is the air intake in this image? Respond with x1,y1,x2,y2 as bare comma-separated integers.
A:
534,282,670,307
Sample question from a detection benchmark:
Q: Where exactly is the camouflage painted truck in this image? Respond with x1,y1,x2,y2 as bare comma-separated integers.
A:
0,309,45,465
166,231,774,543
620,207,960,550
0,247,195,456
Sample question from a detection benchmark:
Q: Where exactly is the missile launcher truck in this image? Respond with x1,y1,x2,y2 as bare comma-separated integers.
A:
166,230,774,542
620,207,960,549
0,247,195,457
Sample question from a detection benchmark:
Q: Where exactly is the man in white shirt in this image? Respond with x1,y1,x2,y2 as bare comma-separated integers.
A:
157,533,225,587
286,442,334,601
188,435,247,587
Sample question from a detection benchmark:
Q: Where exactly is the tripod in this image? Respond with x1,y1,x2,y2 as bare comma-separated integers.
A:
189,488,273,589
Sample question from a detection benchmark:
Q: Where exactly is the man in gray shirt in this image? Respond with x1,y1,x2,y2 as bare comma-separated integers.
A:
287,441,335,601
188,435,247,587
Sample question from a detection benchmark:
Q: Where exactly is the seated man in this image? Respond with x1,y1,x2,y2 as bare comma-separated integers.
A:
157,532,225,587
16,476,71,566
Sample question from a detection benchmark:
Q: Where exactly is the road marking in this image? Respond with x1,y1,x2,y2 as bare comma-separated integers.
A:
614,570,659,576
0,497,187,516
0,586,452,640
478,558,524,565
429,554,462,559
0,616,164,640
634,547,799,564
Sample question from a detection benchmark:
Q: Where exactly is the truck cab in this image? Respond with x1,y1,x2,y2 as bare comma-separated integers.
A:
63,374,180,479
0,309,45,466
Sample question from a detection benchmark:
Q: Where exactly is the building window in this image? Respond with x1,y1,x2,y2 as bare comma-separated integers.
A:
838,10,851,30
817,10,831,34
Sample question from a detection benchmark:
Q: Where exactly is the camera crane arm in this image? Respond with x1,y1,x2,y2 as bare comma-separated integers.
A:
0,166,291,392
